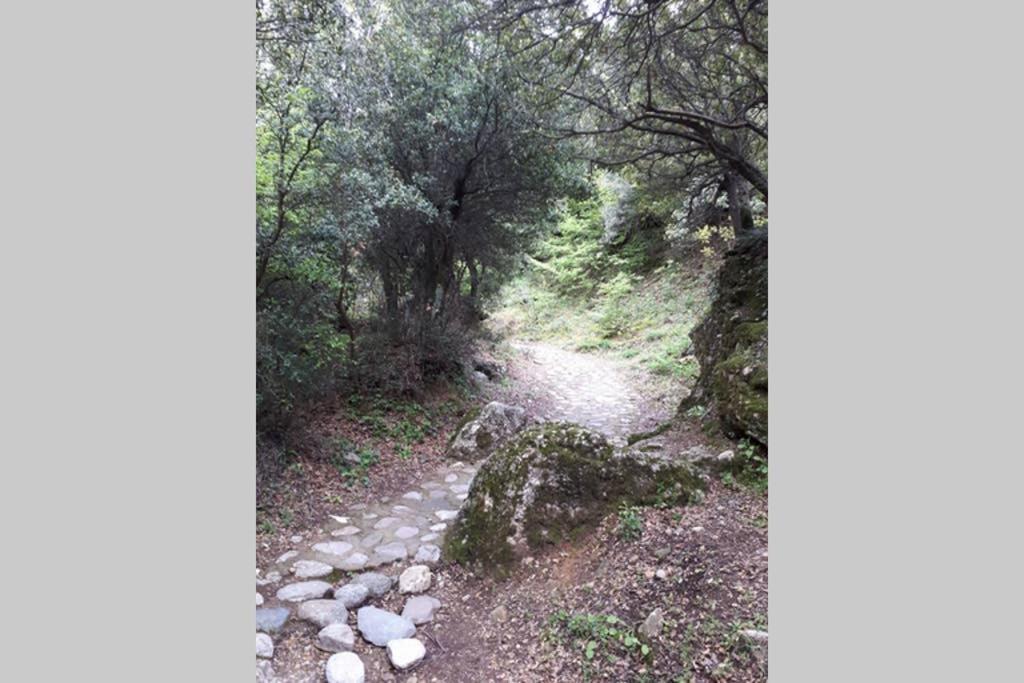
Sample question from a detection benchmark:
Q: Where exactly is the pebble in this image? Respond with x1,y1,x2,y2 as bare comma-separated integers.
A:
256,592,264,606
289,534,303,543
387,638,426,670
490,605,509,623
325,651,365,683
435,510,458,521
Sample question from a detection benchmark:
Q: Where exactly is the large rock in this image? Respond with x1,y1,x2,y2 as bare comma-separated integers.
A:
447,402,528,461
444,423,703,567
325,652,365,683
681,229,767,445
356,606,416,647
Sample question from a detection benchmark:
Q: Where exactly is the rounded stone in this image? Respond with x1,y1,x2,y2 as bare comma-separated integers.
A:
353,572,394,597
318,623,356,652
401,595,442,625
313,541,354,557
356,606,416,647
394,526,420,540
255,607,291,633
276,580,332,602
413,544,441,565
325,651,365,683
387,638,426,671
297,599,349,628
398,565,432,594
256,632,274,659
334,582,370,608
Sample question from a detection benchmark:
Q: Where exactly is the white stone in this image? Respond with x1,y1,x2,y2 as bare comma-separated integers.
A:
387,638,426,671
402,491,423,501
394,526,420,540
318,623,356,652
717,450,735,463
333,525,362,536
429,523,447,532
292,560,334,578
444,474,458,483
330,515,351,525
276,580,332,602
435,510,458,521
398,565,432,594
419,533,439,543
255,633,274,659
256,592,264,606
289,534,303,543
325,652,365,683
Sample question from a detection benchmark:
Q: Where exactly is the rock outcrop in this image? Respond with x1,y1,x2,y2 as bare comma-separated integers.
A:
447,401,528,461
682,229,768,446
444,422,703,568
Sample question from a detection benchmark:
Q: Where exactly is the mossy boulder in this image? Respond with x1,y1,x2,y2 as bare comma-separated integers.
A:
682,229,768,446
444,422,704,568
447,401,528,461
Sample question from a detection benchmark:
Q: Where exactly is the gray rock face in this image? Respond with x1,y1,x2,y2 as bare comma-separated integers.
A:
356,606,416,647
353,572,393,598
318,623,356,652
256,632,274,659
448,401,528,461
398,565,432,594
334,583,370,609
297,599,349,628
325,651,365,683
255,607,290,633
292,560,334,579
276,580,332,602
386,637,426,670
401,596,441,625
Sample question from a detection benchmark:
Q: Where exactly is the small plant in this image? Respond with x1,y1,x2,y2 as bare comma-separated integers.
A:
617,502,643,540
547,611,652,669
723,438,768,493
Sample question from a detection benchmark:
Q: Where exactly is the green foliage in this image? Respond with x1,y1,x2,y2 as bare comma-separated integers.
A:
546,611,652,670
616,502,643,541
722,439,768,493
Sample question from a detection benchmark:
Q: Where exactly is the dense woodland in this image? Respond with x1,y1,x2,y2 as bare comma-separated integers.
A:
257,0,767,484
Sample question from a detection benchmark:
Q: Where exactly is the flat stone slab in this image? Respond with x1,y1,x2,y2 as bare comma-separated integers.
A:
356,606,416,647
276,580,332,602
292,560,334,579
394,526,420,540
255,607,290,633
313,541,354,557
373,542,408,563
335,552,368,571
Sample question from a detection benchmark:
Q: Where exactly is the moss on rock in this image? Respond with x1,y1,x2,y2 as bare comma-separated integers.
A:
444,422,704,569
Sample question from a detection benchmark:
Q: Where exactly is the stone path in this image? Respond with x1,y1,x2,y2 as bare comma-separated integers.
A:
500,341,678,446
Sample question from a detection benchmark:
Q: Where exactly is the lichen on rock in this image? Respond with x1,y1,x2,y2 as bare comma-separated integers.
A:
444,422,703,568
447,401,529,462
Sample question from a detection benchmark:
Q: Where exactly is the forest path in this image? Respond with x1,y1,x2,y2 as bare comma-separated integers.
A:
488,340,683,446
258,340,685,681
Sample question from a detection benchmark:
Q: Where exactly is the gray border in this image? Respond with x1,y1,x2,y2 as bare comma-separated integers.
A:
3,1,253,679
772,1,1021,680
